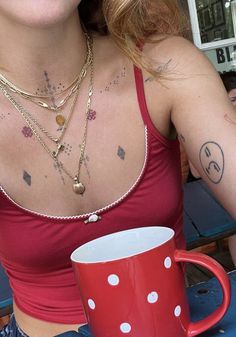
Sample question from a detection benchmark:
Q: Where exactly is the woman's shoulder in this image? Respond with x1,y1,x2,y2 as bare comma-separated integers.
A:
144,35,199,57
143,35,215,78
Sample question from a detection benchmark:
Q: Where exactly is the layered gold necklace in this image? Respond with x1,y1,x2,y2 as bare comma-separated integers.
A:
0,34,94,195
0,34,92,129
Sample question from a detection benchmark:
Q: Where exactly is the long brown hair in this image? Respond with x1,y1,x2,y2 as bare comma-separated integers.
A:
79,0,189,77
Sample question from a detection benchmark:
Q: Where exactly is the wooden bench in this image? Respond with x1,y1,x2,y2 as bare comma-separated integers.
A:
183,179,236,250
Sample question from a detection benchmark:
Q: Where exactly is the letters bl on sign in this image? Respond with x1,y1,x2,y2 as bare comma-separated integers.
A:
204,45,236,72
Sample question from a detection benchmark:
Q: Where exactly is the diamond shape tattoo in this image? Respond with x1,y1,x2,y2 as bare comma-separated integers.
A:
23,170,31,186
117,146,125,160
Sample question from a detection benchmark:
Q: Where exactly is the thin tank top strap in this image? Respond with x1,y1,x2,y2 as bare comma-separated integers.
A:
133,65,160,139
133,65,178,147
133,65,151,127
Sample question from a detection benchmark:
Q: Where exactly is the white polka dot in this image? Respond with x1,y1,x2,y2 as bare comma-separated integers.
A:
120,322,132,333
164,257,172,269
147,291,159,303
174,305,181,317
88,299,96,310
108,274,120,286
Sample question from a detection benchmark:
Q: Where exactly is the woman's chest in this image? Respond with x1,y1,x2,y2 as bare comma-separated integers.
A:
0,89,147,216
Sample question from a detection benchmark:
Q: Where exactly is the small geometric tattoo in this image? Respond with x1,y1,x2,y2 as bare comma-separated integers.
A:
23,170,32,186
0,112,10,120
117,146,125,160
22,126,33,138
79,144,90,178
44,71,56,107
53,162,66,185
178,134,186,143
62,142,73,156
87,109,97,121
100,67,126,94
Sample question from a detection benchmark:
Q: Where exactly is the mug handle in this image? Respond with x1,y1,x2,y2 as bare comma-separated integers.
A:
174,250,231,337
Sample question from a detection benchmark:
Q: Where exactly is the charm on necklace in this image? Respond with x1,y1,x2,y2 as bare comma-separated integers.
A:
52,143,65,158
56,114,66,126
73,177,85,195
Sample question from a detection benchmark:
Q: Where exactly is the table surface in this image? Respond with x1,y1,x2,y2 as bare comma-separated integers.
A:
183,180,236,249
188,270,236,337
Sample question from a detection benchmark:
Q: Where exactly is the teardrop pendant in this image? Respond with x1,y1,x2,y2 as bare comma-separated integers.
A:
56,114,66,126
73,179,85,195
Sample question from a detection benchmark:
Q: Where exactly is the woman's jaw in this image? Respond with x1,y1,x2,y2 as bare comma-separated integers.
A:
0,0,82,28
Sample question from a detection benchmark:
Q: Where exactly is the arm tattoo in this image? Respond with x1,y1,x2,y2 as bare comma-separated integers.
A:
117,146,126,160
145,59,173,82
178,134,186,143
199,141,224,184
224,113,236,126
23,170,32,186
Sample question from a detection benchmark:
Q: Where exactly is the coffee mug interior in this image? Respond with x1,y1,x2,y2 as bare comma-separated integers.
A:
71,226,174,263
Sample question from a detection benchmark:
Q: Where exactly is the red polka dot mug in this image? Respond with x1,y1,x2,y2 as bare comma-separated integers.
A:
71,226,231,337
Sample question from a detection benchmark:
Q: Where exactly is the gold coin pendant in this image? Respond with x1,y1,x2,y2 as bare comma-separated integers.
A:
56,114,66,126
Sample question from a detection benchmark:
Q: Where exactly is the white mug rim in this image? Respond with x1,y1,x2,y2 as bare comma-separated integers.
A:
71,226,175,264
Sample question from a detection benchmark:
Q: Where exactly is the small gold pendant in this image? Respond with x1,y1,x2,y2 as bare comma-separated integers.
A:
56,114,66,126
73,180,85,195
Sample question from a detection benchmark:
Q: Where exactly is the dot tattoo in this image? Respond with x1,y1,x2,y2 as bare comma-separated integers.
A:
199,141,224,184
62,142,73,157
100,67,126,94
87,109,97,121
0,112,10,120
35,71,65,105
23,170,32,186
22,126,33,138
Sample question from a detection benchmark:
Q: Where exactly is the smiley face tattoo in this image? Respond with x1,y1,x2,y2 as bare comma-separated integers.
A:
199,141,224,184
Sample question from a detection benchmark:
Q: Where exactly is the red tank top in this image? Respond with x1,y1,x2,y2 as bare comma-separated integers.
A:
0,67,184,324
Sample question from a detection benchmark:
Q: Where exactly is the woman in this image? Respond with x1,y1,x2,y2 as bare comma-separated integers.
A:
0,1,236,336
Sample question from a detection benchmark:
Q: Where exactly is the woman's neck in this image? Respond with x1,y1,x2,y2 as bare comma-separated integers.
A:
0,10,86,92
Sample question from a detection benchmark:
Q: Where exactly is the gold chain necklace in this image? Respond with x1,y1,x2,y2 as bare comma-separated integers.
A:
10,48,92,158
16,63,88,146
0,69,81,98
0,34,92,160
0,34,92,113
0,35,94,195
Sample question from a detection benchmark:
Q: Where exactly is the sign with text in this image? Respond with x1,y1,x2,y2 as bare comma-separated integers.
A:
204,44,236,72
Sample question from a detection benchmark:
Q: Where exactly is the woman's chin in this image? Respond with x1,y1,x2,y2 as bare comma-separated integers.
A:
0,0,81,29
